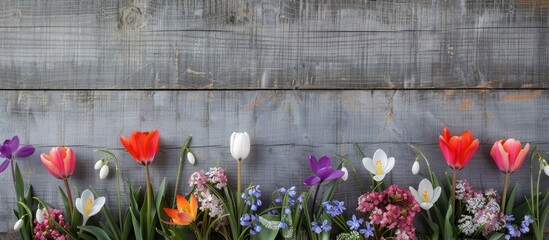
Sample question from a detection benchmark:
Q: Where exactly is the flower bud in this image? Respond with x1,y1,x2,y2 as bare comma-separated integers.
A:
412,161,420,175
14,218,24,231
36,208,44,224
94,160,104,170
230,132,250,161
187,151,196,165
341,167,349,181
544,165,549,177
99,165,109,179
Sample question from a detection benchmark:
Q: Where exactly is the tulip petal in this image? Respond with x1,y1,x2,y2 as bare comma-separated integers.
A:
64,147,76,177
511,143,529,172
15,145,35,157
362,157,376,175
144,130,160,163
439,136,455,167
303,175,320,186
163,208,182,224
442,128,451,141
189,194,198,218
0,159,9,173
490,141,507,172
176,194,191,213
41,153,62,179
460,138,479,169
120,135,141,164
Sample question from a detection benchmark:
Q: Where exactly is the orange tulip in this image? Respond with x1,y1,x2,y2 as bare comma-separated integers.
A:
119,130,160,166
162,194,198,226
40,147,76,179
438,128,479,170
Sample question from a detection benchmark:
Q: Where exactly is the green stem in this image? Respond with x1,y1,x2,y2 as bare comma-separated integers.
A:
63,178,74,214
502,172,510,214
173,136,192,207
11,160,15,183
311,182,321,218
145,164,153,236
451,168,458,210
114,155,122,230
427,210,432,222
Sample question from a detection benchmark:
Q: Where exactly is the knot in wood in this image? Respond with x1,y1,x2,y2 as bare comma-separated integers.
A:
118,5,145,30
228,5,253,25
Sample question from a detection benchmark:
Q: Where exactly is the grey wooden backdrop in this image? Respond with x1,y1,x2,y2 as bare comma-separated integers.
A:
1,0,548,237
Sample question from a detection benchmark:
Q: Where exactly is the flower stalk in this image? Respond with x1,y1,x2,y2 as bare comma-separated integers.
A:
63,178,74,213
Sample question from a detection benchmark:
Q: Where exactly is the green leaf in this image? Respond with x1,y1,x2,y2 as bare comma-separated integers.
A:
122,210,133,240
444,205,455,240
506,182,518,215
488,232,504,240
79,225,112,240
251,215,280,240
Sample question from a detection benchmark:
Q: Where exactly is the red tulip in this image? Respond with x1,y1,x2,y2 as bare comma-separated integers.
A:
40,147,76,179
490,138,530,174
120,130,160,166
438,128,479,170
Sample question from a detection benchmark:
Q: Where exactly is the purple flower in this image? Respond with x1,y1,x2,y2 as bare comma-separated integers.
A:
347,215,364,231
303,155,344,186
323,199,346,217
360,221,374,238
311,221,322,234
0,136,35,173
320,219,331,232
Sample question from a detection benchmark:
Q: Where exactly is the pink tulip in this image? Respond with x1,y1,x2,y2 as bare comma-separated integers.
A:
40,147,76,179
490,138,530,174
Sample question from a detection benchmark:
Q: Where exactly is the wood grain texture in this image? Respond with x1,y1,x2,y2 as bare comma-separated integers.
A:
0,0,547,89
0,90,547,231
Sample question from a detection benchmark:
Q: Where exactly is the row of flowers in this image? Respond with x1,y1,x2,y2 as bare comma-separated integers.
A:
3,128,549,239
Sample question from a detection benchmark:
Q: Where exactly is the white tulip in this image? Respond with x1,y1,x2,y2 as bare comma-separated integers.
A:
412,161,420,175
75,189,106,226
36,208,45,224
99,165,109,179
409,178,441,210
363,149,395,182
544,165,549,177
13,218,24,231
230,132,250,161
341,167,349,181
187,151,196,165
94,160,104,170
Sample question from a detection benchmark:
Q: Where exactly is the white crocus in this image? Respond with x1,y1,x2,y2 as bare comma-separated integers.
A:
94,160,104,170
544,165,549,177
99,165,109,179
230,132,250,161
412,161,420,175
36,208,45,224
341,167,349,181
13,218,24,231
75,189,106,226
409,178,441,210
187,151,196,165
363,149,395,182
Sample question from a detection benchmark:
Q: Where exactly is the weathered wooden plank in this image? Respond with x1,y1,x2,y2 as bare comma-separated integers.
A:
0,0,547,89
0,89,547,231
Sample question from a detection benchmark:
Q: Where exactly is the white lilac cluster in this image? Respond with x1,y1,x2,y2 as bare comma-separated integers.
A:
456,180,507,236
188,167,228,219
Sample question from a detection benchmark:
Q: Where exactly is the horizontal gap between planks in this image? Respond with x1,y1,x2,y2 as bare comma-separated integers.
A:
0,87,546,92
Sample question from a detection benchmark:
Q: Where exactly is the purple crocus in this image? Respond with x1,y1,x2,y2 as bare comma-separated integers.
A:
0,136,35,174
303,155,344,186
